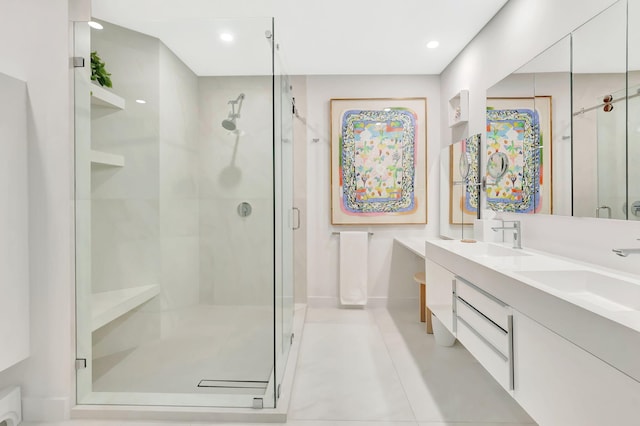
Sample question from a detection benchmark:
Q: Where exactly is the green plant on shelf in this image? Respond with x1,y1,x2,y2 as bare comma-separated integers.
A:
90,51,112,88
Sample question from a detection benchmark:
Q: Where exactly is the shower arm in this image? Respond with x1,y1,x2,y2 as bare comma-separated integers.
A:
228,94,245,118
235,94,245,118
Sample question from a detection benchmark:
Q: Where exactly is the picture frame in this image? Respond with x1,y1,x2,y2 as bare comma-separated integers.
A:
486,97,552,214
330,98,427,225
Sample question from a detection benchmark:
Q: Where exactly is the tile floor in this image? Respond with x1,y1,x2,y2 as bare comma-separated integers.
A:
22,306,536,426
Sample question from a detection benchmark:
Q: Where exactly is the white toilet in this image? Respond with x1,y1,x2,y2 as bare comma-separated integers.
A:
0,387,21,426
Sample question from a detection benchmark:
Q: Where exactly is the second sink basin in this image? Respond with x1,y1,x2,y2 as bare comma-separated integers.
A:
464,243,532,258
516,269,640,311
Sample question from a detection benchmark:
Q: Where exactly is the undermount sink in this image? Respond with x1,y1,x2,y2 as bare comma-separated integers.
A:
463,243,532,258
516,270,640,312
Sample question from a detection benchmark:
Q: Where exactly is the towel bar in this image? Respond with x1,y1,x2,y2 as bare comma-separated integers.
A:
331,232,374,236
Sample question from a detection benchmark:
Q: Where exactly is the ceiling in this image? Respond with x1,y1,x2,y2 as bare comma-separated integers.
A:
92,0,509,76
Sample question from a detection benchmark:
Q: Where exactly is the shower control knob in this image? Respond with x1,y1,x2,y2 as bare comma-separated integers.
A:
237,202,252,218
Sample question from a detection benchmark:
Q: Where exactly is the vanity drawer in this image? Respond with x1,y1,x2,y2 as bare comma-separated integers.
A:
457,316,511,390
456,277,508,330
457,297,509,357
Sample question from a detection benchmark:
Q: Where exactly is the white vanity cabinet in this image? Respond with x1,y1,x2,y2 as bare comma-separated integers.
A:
425,239,640,425
424,258,456,334
513,311,640,426
455,277,513,391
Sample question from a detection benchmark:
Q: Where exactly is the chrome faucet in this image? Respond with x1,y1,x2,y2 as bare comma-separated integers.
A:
491,220,522,249
612,241,640,257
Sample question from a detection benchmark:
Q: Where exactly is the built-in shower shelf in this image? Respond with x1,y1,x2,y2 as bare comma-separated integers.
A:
90,150,125,167
92,284,159,331
90,84,125,110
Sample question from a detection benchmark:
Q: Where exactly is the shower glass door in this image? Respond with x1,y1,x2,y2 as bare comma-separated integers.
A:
74,14,289,409
274,39,295,401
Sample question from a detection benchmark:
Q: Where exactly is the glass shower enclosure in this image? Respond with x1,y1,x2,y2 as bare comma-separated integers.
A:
74,15,294,409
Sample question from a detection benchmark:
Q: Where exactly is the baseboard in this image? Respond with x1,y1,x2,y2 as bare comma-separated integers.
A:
22,395,69,421
307,296,416,309
386,297,416,308
307,296,338,308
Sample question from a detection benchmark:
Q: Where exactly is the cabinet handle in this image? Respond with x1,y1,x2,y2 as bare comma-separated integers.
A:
508,314,515,390
452,278,457,332
455,275,507,307
595,205,611,218
457,296,507,335
457,316,507,362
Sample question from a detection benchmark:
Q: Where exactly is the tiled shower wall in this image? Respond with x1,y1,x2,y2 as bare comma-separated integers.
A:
198,76,274,306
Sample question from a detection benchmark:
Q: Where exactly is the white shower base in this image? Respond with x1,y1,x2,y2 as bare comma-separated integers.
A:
73,304,305,422
92,304,274,396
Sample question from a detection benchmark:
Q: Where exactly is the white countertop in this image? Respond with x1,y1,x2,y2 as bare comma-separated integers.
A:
425,239,640,333
394,236,427,258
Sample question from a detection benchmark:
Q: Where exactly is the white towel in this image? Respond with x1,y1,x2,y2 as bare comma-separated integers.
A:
339,232,368,306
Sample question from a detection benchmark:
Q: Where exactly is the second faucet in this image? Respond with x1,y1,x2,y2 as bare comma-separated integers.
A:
491,220,522,249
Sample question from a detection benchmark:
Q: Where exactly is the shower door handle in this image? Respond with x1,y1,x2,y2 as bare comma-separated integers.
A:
292,207,301,230
596,205,611,218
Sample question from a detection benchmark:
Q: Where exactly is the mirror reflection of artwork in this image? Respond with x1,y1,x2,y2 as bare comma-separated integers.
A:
330,98,427,224
450,134,480,225
486,97,552,214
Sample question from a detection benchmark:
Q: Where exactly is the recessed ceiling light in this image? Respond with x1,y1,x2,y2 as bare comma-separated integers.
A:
135,99,146,104
426,40,439,49
220,33,234,42
88,21,103,30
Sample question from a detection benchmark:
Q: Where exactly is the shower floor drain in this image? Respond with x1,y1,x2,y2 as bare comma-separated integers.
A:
197,380,268,390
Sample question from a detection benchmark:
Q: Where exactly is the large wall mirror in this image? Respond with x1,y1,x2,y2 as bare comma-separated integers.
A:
486,36,571,216
484,0,637,220
572,0,627,219
440,135,481,240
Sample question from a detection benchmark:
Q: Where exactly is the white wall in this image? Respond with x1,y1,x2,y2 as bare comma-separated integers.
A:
0,0,75,420
158,42,201,314
440,0,640,276
0,72,29,373
198,76,274,306
304,75,441,306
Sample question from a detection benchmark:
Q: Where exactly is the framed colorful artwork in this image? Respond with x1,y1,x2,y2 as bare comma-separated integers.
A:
449,134,480,225
330,98,427,225
486,97,552,214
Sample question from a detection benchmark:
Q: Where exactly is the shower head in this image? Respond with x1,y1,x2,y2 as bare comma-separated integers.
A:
222,93,246,131
222,117,237,131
